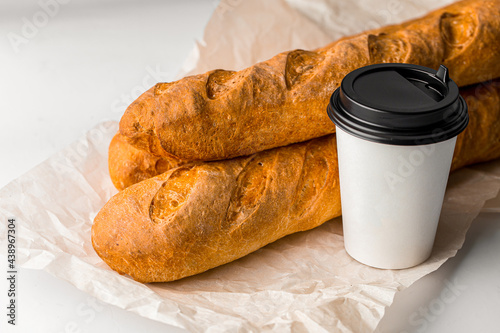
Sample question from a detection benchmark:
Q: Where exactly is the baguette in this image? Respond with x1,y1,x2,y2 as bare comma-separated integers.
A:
119,0,500,161
93,79,500,282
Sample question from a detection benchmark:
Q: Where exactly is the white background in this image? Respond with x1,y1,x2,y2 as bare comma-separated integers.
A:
0,0,499,332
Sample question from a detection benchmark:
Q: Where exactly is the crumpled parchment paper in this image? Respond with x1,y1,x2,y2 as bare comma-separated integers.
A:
1,0,500,332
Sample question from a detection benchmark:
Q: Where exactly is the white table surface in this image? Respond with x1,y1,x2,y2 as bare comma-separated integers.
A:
1,1,499,332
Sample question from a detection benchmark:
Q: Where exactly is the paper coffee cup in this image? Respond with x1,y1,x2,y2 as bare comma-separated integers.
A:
327,63,469,269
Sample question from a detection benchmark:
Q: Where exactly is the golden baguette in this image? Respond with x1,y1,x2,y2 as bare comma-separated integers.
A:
119,0,500,161
93,79,500,282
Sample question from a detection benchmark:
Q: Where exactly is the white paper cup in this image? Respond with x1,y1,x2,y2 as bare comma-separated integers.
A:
327,63,468,269
336,128,456,268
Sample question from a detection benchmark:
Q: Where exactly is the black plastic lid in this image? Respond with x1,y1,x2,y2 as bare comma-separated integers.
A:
327,63,469,145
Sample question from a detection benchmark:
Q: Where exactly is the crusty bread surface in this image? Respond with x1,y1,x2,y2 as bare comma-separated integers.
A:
108,133,186,191
451,79,500,170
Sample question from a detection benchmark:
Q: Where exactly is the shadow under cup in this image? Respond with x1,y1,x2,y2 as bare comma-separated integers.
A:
327,63,469,269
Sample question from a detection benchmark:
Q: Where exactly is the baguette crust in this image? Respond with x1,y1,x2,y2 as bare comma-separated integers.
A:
451,79,500,170
93,79,500,282
120,0,500,161
108,133,186,191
